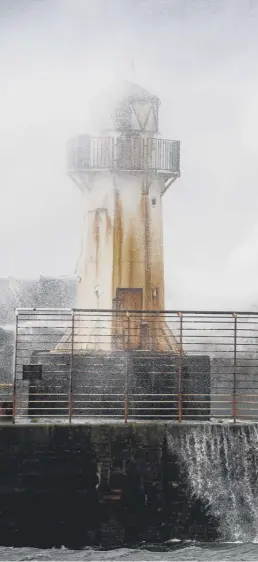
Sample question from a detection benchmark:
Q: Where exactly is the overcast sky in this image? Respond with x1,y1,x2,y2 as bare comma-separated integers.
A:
1,0,258,309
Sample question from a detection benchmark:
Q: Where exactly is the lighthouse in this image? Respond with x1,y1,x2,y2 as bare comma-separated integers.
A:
67,81,180,351
20,81,211,421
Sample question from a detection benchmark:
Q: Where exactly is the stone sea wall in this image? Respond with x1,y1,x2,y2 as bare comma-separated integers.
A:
0,422,222,548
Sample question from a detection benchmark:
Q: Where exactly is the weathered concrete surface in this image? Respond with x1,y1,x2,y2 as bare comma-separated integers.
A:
0,422,221,548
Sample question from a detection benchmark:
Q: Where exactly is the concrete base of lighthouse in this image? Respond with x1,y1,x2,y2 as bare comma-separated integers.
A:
23,351,211,421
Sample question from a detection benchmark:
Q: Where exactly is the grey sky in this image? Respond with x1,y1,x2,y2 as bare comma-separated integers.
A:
1,0,258,309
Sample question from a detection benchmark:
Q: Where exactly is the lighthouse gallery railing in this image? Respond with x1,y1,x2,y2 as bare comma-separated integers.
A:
8,308,258,424
67,136,180,175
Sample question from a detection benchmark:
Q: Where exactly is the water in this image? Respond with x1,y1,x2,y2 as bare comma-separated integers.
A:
167,424,258,543
1,543,258,561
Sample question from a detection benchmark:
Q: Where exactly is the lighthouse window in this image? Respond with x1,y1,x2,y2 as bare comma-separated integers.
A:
151,197,157,207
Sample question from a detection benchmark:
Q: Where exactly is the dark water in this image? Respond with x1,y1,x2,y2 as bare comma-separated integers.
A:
1,543,258,561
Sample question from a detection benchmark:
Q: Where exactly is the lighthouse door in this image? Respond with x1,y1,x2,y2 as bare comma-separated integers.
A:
112,288,143,350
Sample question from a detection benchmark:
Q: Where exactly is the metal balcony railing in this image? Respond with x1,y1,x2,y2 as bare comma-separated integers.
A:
67,136,180,176
9,308,258,424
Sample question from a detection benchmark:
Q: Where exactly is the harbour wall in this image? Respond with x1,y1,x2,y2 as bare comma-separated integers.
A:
0,422,257,548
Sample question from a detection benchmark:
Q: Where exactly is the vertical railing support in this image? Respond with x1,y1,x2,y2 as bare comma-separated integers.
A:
124,351,128,425
12,310,18,424
124,312,130,424
233,313,237,423
178,312,183,423
68,310,75,424
126,311,130,350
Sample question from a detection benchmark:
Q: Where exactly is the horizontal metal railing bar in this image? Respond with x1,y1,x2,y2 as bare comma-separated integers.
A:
16,348,255,354
15,365,248,376
131,414,198,418
237,402,258,413
17,336,257,341
17,392,69,396
17,342,72,345
71,407,177,411
17,308,72,312
72,392,178,396
27,397,68,405
72,400,130,404
183,349,236,353
20,385,69,389
70,414,127,417
231,360,258,363
26,409,69,412
178,407,228,411
20,322,258,328
18,397,258,402
183,327,258,331
11,412,248,417
178,413,232,419
74,392,233,396
18,378,241,385
182,343,235,346
21,414,73,416
16,395,258,400
183,330,235,336
72,372,179,377
16,370,69,375
17,331,71,335
17,334,258,340
12,410,244,414
19,404,232,409
237,413,258,416
73,408,177,412
16,307,258,315
235,363,258,366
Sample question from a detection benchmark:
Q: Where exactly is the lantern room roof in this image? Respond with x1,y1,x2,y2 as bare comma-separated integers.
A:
113,80,160,104
86,80,160,134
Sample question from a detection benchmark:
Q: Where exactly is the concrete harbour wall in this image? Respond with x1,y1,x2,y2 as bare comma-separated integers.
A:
0,422,223,548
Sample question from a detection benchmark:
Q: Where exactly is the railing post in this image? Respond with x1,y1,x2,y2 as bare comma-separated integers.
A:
233,313,237,423
68,311,75,424
124,312,130,424
124,351,128,425
12,310,18,424
178,312,183,423
126,311,130,350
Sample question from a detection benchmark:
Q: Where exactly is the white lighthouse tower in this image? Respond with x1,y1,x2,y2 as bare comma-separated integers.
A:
67,81,180,351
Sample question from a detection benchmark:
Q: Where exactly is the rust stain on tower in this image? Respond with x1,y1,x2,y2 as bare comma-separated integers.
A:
105,212,112,242
92,210,100,277
112,190,123,291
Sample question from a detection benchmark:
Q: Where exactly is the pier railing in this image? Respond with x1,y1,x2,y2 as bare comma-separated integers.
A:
10,308,258,423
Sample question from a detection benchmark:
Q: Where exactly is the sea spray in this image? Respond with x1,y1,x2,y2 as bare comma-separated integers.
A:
167,424,258,541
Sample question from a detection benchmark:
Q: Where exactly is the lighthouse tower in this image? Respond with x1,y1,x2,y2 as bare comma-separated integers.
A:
21,81,210,422
67,81,180,351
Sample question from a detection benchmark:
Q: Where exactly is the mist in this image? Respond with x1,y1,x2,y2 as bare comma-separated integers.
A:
1,0,258,310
